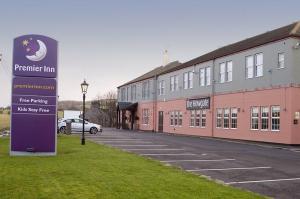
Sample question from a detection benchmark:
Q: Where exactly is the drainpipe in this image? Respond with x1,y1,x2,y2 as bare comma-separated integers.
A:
211,59,216,137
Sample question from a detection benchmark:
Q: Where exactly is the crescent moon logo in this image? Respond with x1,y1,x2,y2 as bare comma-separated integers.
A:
26,40,47,62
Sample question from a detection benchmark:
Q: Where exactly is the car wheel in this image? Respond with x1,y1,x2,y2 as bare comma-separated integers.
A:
60,126,66,134
90,127,98,134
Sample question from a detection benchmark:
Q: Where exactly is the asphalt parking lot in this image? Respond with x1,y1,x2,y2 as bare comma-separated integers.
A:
86,128,300,199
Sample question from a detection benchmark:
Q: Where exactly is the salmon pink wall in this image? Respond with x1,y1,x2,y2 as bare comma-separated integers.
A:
137,102,155,131
290,87,300,144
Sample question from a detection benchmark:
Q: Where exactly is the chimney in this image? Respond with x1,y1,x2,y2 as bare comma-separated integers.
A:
163,50,169,66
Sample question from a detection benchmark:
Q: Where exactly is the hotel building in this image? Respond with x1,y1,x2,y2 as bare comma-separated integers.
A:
117,21,300,144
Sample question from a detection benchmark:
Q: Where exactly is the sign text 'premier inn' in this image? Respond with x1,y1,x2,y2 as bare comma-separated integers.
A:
11,35,58,156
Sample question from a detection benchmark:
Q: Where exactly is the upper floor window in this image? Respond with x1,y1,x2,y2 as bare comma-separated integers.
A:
200,67,211,86
271,106,280,131
131,85,136,101
278,53,285,69
220,61,232,83
158,80,165,96
170,75,179,92
255,53,263,77
246,53,263,78
142,81,150,100
121,88,126,101
183,72,193,89
126,87,129,101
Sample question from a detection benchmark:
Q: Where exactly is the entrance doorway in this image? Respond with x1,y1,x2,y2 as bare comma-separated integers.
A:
158,111,164,132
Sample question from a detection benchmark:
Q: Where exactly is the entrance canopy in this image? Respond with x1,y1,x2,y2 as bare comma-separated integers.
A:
117,102,138,111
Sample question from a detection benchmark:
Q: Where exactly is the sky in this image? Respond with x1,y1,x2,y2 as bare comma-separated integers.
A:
1,0,300,107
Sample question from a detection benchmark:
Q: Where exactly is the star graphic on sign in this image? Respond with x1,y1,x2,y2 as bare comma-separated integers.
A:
22,40,29,46
26,48,31,52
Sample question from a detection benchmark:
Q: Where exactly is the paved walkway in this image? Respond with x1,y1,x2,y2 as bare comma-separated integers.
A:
86,128,300,199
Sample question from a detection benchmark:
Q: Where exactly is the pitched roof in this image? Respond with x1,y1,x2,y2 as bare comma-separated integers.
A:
161,21,300,75
118,61,181,88
118,21,300,88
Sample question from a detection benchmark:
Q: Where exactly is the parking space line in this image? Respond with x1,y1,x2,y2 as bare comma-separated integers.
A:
91,139,143,141
97,141,152,143
141,153,196,156
226,177,300,185
110,145,168,147
161,159,235,163
126,149,184,151
187,166,271,172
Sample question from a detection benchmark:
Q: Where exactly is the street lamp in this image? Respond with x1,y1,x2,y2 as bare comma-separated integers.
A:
81,79,89,145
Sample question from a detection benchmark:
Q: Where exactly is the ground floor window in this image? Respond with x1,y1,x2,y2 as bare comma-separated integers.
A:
190,110,207,128
216,109,223,128
261,107,269,130
271,106,280,131
142,109,150,125
251,107,259,130
231,108,237,129
223,108,230,129
170,110,183,127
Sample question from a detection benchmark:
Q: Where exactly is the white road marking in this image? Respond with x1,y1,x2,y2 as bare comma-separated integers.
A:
161,159,235,163
110,145,168,147
126,149,184,151
226,178,300,185
99,141,152,143
92,139,143,141
187,166,271,172
141,153,196,156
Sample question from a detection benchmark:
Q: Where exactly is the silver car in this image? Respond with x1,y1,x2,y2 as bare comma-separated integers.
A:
58,118,102,134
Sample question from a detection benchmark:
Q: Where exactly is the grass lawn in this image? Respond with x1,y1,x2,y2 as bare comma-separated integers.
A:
0,136,264,199
0,113,10,131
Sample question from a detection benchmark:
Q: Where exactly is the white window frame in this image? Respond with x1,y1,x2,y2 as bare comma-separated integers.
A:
131,85,136,101
170,111,174,126
170,76,175,92
175,75,179,91
251,107,259,130
158,80,165,96
206,67,211,86
246,55,254,79
220,63,226,83
271,106,280,131
200,68,205,86
255,53,263,77
226,61,233,82
278,53,285,69
195,110,201,127
216,109,223,128
223,108,230,129
230,108,237,129
201,110,206,128
183,73,189,89
142,109,149,125
190,110,195,127
261,106,269,131
188,71,193,88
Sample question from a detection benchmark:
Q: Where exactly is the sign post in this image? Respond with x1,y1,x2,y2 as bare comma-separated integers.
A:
10,35,58,156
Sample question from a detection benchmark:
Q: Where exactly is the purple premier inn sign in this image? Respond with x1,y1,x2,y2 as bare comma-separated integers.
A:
11,35,58,156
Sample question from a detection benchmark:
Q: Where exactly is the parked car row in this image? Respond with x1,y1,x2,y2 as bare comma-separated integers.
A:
58,118,102,134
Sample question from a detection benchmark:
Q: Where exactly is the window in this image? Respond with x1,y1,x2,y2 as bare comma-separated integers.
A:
216,109,223,128
246,56,254,79
158,80,165,95
195,110,201,127
190,110,195,127
255,53,263,77
206,67,211,86
231,108,237,129
278,53,285,68
184,72,193,89
175,75,179,91
121,88,126,101
179,111,183,126
271,106,280,131
142,81,150,99
170,76,175,91
183,73,188,89
142,109,150,125
223,108,230,129
201,110,206,127
261,107,269,130
126,87,129,101
220,63,226,83
227,61,233,82
171,110,182,126
200,68,205,86
188,71,193,88
251,107,259,130
131,85,136,101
